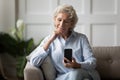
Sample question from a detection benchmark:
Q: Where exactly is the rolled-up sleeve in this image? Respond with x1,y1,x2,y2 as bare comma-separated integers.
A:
30,36,50,67
80,57,96,70
79,35,96,70
30,46,48,67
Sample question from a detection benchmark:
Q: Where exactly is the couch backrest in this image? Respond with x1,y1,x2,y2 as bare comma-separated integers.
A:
92,46,120,79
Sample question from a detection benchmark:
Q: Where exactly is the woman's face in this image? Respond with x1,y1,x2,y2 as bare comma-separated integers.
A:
54,13,73,35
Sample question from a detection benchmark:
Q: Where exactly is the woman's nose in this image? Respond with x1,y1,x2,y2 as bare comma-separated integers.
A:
60,21,64,28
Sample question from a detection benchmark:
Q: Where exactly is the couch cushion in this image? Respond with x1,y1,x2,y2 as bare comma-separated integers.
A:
41,56,56,80
92,46,120,79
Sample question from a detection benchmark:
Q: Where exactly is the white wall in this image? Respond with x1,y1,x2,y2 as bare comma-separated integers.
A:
0,0,15,33
19,0,120,46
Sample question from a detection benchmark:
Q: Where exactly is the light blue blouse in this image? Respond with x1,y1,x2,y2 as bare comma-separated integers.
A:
30,31,96,74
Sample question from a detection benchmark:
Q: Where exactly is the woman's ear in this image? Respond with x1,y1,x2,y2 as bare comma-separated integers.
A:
70,21,75,31
70,21,74,27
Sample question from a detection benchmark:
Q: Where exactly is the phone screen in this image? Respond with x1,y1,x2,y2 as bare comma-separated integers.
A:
64,49,72,63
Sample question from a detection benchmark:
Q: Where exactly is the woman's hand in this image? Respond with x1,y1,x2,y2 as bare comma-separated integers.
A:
43,29,61,51
49,29,61,42
63,57,81,69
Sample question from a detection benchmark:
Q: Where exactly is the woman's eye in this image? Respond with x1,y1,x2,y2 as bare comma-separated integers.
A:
65,21,69,23
58,19,61,22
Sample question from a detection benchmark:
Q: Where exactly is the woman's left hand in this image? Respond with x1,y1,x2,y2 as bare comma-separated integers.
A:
63,58,81,68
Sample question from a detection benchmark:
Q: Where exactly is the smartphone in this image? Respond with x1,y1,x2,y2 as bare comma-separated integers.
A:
64,49,72,63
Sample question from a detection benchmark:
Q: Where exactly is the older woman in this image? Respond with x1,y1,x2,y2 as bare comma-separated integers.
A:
30,4,100,80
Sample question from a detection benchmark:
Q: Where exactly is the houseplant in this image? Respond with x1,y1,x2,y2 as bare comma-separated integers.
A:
0,20,36,78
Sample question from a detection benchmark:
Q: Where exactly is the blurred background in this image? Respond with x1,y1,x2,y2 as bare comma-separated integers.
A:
0,0,120,46
0,0,120,80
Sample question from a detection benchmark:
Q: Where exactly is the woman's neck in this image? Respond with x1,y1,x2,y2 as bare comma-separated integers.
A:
61,31,72,40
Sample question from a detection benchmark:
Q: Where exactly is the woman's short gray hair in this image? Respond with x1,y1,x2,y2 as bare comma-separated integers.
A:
53,4,78,29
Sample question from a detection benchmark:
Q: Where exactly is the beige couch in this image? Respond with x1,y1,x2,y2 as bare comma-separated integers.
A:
24,46,120,80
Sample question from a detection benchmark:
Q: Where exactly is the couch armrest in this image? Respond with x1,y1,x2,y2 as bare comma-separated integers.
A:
24,62,44,80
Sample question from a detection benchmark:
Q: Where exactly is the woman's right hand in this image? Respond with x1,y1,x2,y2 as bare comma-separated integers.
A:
49,29,61,42
43,29,61,51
